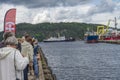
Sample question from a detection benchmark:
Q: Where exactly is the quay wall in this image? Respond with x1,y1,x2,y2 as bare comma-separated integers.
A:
28,47,56,80
98,40,120,44
39,48,56,80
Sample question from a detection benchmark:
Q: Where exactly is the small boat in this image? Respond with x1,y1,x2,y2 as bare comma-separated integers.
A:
43,36,75,42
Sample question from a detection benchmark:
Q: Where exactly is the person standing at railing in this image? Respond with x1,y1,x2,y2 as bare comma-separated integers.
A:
33,39,40,80
0,32,15,48
0,36,29,80
21,34,33,80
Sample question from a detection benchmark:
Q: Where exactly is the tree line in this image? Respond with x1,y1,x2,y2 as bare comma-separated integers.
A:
0,22,102,41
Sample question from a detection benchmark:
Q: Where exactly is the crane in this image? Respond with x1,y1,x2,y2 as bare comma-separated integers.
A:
97,18,116,35
97,17,117,40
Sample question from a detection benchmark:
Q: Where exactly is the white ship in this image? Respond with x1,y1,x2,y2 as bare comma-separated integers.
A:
43,36,75,42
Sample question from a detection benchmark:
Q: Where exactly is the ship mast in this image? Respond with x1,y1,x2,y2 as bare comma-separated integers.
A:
114,17,118,37
114,17,117,30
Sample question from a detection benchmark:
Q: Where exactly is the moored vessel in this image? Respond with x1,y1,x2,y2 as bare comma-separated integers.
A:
43,36,75,42
84,29,98,43
85,35,99,43
84,32,98,43
97,17,120,41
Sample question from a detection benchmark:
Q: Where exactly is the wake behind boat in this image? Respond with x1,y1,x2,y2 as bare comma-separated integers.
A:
43,36,75,42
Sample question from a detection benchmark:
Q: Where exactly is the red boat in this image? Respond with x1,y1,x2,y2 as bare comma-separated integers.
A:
98,17,120,41
104,32,120,40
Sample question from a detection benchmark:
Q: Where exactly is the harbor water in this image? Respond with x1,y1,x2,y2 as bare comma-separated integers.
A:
39,41,120,80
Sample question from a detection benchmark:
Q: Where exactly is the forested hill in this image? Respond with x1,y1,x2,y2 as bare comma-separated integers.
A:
0,22,102,41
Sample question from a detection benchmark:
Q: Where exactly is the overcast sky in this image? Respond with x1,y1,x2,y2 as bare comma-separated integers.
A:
0,0,120,31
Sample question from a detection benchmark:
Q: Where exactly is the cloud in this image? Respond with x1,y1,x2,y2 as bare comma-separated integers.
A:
87,0,116,16
0,4,35,31
0,0,91,8
82,0,119,26
32,5,90,24
33,10,51,23
0,0,120,32
0,4,15,31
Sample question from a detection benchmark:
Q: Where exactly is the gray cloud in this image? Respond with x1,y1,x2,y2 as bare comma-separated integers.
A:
0,0,92,8
32,6,89,24
87,0,116,16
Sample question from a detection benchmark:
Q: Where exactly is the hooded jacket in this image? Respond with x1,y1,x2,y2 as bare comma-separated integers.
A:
0,47,29,80
21,41,33,62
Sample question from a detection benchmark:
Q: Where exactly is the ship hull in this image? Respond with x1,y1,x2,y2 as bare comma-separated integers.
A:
104,35,120,40
85,35,98,43
43,39,75,42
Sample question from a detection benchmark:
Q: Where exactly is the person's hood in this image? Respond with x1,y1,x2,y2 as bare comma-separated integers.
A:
0,48,12,60
21,41,30,46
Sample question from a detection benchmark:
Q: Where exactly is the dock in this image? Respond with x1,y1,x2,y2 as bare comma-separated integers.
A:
28,48,56,80
98,40,120,44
